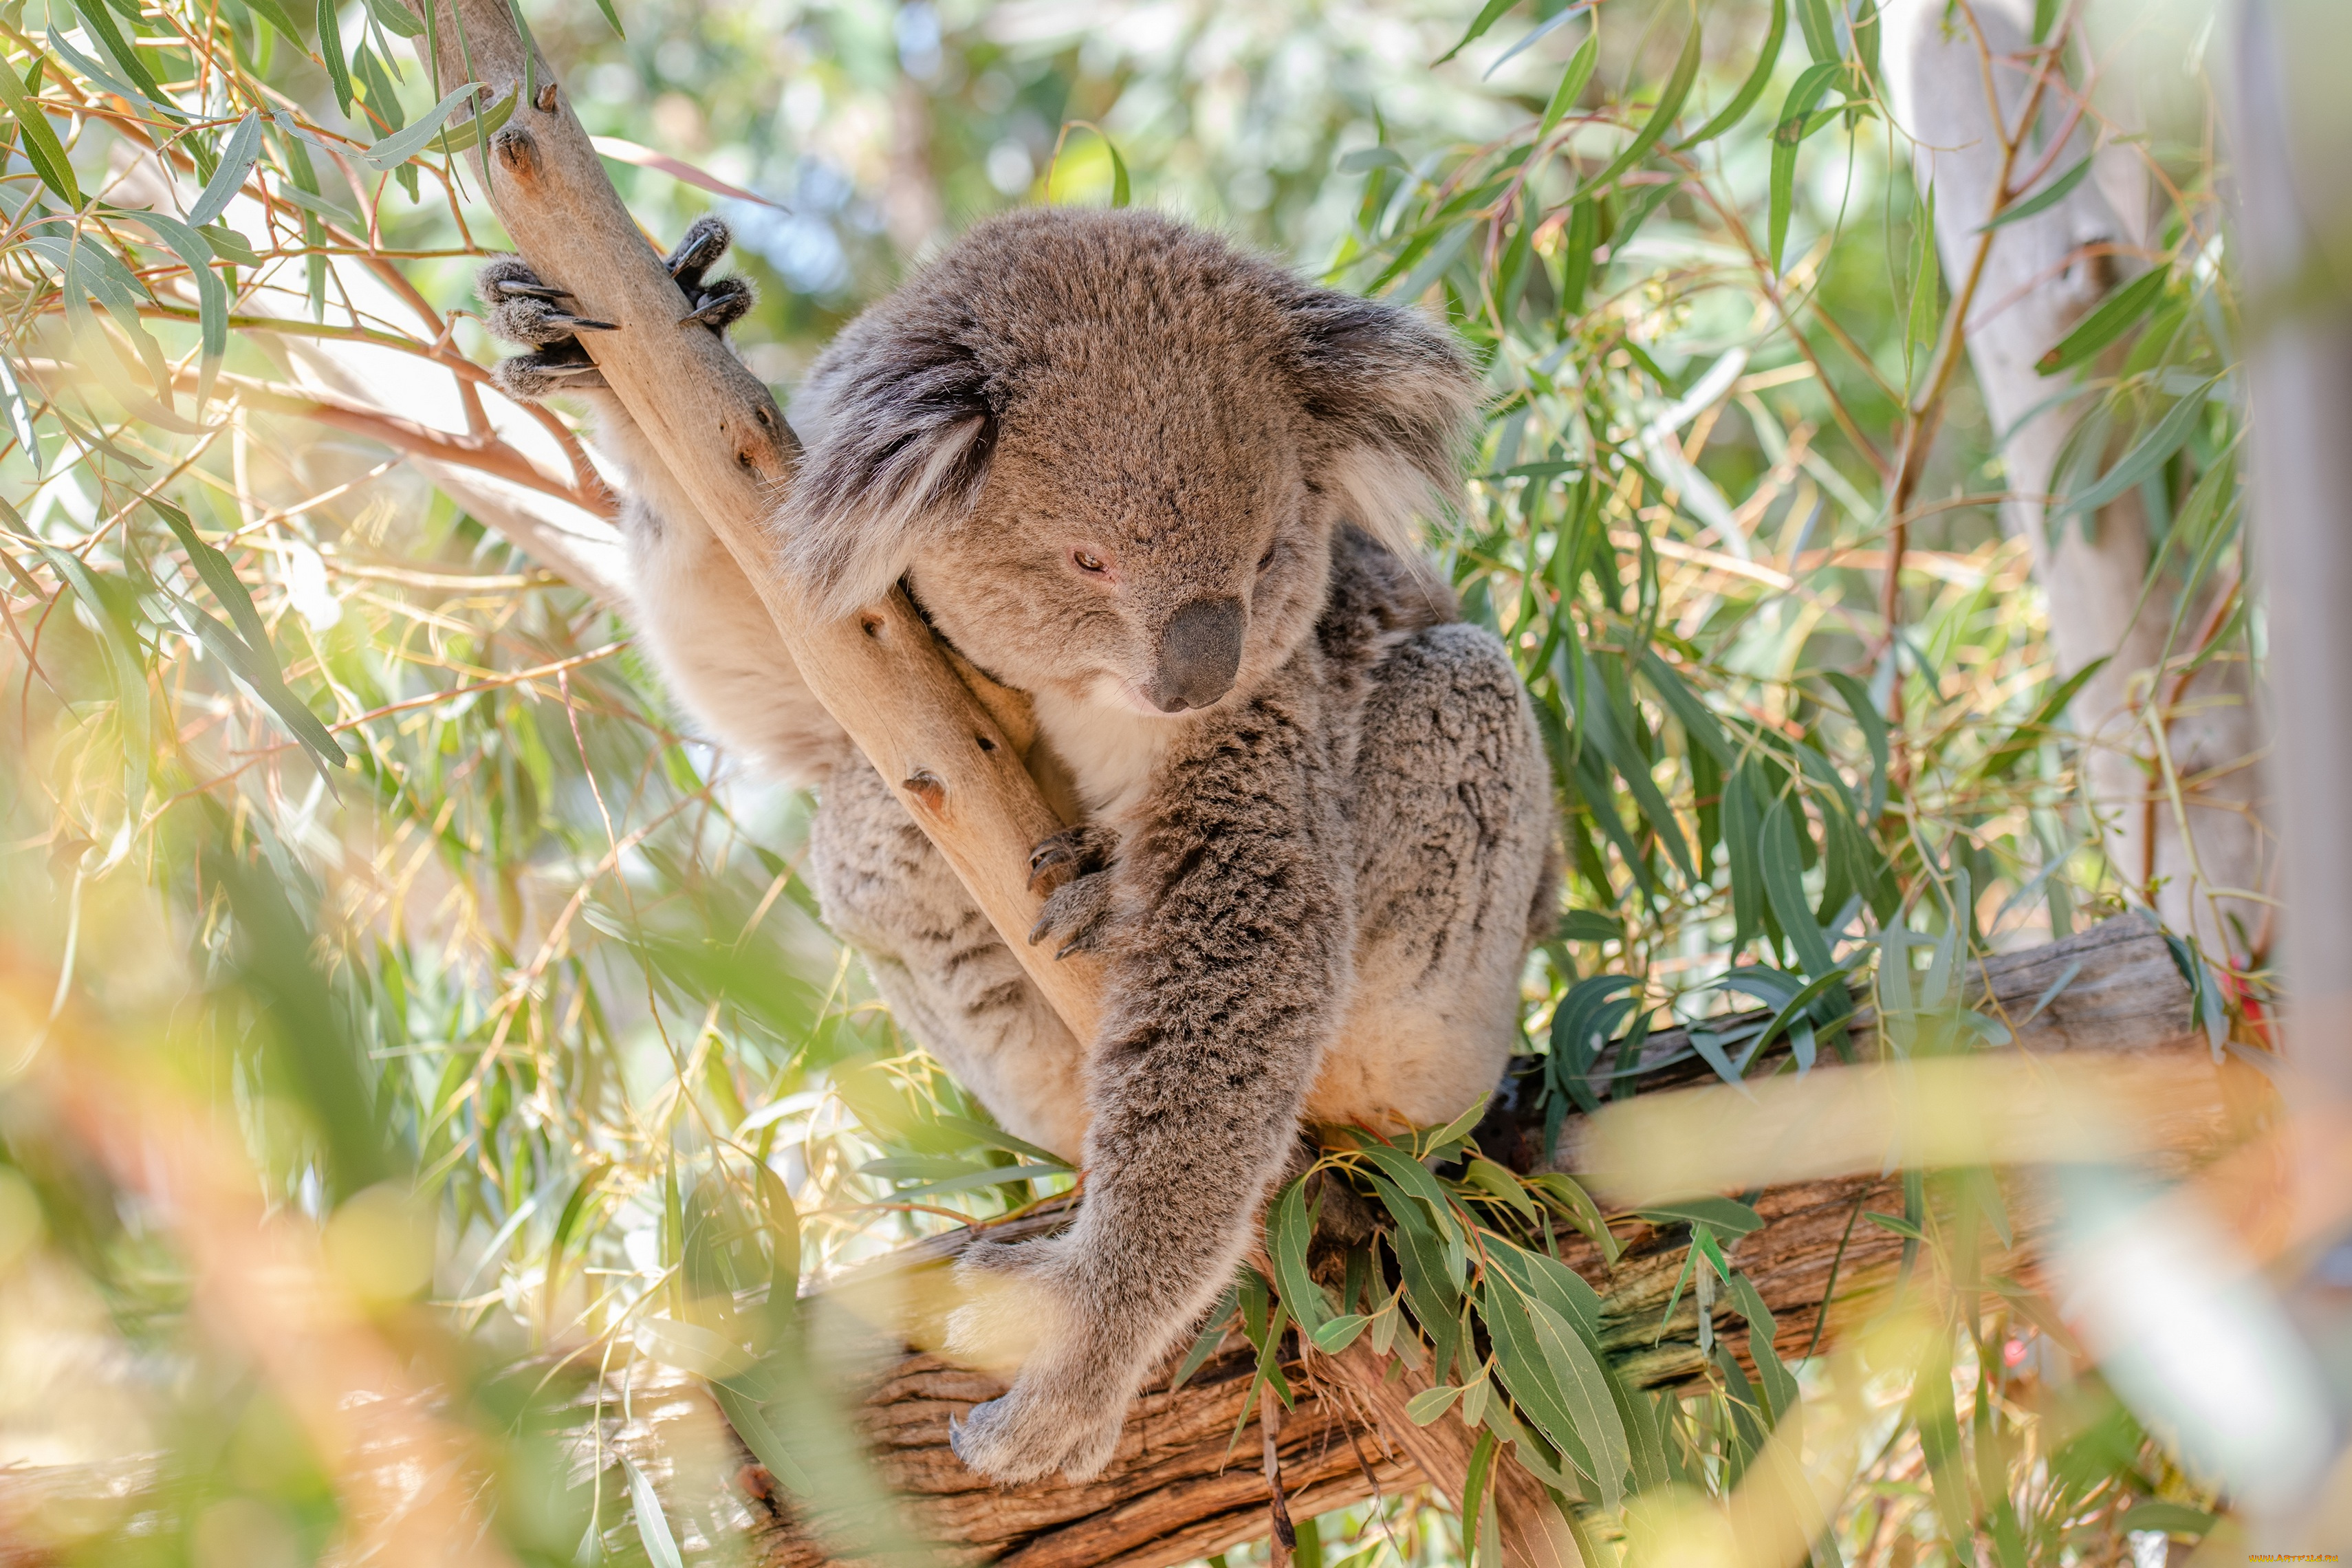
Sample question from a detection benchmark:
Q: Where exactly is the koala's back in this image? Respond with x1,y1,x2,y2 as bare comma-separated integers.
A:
1289,528,1557,1133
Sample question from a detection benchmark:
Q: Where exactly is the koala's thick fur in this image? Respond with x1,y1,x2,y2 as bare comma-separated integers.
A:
483,208,1557,1485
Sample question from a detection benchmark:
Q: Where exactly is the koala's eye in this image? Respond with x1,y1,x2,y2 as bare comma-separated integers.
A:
1071,549,1108,575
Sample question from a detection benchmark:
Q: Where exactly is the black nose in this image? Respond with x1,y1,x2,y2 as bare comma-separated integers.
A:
1150,596,1245,712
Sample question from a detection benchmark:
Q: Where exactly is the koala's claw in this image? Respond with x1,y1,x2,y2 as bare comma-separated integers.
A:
676,275,754,331
1026,823,1116,894
1029,871,1115,958
477,219,751,404
664,215,732,286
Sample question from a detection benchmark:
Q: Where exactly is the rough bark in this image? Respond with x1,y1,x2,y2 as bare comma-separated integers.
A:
1883,0,2269,958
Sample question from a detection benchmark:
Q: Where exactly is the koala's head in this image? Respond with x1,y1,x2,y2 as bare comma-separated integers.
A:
775,208,1477,717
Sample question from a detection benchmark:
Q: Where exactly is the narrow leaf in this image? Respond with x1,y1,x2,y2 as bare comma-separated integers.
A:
190,111,262,225
1680,0,1787,146
2038,266,2168,376
1981,153,2094,232
1572,23,1702,202
0,58,83,208
1437,0,1520,65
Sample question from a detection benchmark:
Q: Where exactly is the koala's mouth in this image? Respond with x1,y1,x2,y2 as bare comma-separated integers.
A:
1095,673,1221,720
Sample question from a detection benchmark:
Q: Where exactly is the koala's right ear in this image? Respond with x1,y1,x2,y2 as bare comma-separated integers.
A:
776,327,997,619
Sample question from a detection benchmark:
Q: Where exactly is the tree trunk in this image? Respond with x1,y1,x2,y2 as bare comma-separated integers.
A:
1882,0,2269,959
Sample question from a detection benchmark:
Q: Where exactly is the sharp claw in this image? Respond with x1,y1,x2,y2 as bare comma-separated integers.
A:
1027,916,1052,947
548,314,618,331
1054,935,1092,961
675,300,734,328
534,362,606,378
497,281,574,302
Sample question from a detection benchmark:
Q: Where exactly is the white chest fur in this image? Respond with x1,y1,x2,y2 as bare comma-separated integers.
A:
1030,682,1184,820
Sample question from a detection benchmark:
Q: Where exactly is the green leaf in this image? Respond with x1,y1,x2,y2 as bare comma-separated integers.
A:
1487,1281,1629,1507
1405,1382,1466,1424
1761,794,1837,975
1355,1141,1465,1279
241,0,309,45
1537,30,1599,142
1170,1289,1236,1392
71,0,168,104
2056,380,2216,524
1527,1173,1620,1266
1723,761,1764,950
425,87,519,157
1908,182,1942,353
189,111,262,226
111,210,224,401
2037,265,2169,376
32,541,150,807
316,0,354,115
1981,152,2093,231
2117,1501,2217,1536
362,0,426,36
1414,1093,1490,1161
1853,0,1882,83
1107,133,1131,208
1636,1197,1765,1236
1821,671,1889,816
1462,1156,1539,1221
708,1381,815,1494
1680,0,1787,146
621,1457,687,1568
1636,647,1732,765
1311,1313,1371,1353
1968,655,2109,784
1862,1208,1926,1241
1571,23,1701,203
930,1114,1073,1170
354,82,494,170
1769,63,1845,272
1796,0,1840,64
1435,0,1520,65
0,56,83,208
1267,1177,1331,1336
46,25,179,123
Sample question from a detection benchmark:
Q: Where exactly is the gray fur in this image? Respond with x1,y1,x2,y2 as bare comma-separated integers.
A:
480,208,1556,1485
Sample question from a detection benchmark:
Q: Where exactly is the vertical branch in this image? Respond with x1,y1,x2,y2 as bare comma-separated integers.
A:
399,0,1102,1042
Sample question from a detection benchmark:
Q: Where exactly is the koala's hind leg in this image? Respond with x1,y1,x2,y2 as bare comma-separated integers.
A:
807,761,1091,1161
1314,620,1554,1133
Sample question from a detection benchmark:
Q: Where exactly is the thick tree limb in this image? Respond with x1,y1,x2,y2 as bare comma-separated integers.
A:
724,915,2223,1567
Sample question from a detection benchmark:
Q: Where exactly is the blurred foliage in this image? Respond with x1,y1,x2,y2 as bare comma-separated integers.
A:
0,0,2261,1562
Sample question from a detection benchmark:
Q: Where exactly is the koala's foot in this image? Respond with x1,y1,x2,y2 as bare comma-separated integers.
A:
477,217,755,403
1025,824,1119,959
945,1236,1128,1483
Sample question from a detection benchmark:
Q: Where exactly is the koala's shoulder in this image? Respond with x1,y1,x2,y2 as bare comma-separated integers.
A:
1316,525,1457,673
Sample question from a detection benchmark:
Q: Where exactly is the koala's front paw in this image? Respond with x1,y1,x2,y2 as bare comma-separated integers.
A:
945,1239,1127,1484
1026,825,1120,959
477,217,756,404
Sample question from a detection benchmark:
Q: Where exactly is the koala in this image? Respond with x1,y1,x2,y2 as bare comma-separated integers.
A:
481,208,1557,1485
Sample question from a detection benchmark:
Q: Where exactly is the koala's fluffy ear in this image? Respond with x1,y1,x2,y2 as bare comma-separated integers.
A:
776,326,997,618
1280,287,1481,558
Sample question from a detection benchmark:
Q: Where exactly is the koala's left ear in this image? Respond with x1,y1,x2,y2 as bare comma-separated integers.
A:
774,321,999,619
1279,285,1481,556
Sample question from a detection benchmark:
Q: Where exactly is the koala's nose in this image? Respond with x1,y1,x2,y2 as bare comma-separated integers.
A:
1149,596,1245,712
